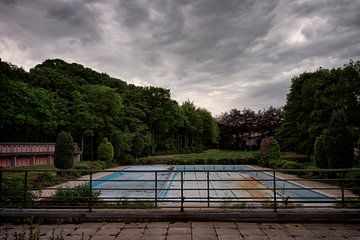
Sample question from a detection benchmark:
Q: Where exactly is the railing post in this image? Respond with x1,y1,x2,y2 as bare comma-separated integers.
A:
273,170,277,213
89,171,93,212
340,171,345,208
155,171,158,208
0,169,2,207
207,171,210,207
181,171,184,212
23,171,28,208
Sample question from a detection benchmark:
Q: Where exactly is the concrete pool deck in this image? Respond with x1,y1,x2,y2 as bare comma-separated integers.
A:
1,221,360,240
249,165,358,199
1,208,360,224
38,166,127,198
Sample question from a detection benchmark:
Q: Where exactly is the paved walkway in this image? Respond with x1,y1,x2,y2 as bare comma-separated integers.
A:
38,166,126,198
1,222,359,240
249,165,358,198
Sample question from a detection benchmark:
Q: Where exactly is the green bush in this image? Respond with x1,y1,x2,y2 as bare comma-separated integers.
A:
54,131,75,170
281,152,308,163
1,176,36,207
121,154,135,165
90,161,106,170
34,172,56,188
49,184,100,206
259,137,280,167
345,170,360,194
132,134,145,159
73,162,91,171
97,138,114,161
281,160,303,169
324,110,354,168
314,134,327,168
72,162,91,176
104,161,118,169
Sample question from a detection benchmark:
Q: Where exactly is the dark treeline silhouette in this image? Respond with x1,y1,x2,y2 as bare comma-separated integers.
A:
0,58,219,161
277,60,360,166
216,107,283,150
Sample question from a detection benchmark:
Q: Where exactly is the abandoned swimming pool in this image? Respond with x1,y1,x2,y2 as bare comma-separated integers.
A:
92,165,336,207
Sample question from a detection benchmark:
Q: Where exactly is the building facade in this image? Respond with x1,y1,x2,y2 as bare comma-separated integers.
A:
0,143,81,168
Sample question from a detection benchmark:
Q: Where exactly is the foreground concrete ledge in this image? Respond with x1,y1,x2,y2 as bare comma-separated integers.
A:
1,208,360,224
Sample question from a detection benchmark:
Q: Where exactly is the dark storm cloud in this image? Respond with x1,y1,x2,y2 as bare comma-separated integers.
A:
1,0,359,114
118,0,150,28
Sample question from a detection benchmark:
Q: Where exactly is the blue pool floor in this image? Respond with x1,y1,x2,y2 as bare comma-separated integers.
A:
92,165,336,207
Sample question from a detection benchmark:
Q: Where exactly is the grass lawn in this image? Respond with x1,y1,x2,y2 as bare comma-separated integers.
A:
2,164,57,182
140,149,258,165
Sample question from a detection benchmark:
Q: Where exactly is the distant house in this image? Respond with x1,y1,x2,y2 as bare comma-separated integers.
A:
0,143,81,168
245,132,263,150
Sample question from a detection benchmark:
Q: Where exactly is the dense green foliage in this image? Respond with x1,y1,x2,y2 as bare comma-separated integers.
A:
54,131,74,170
49,184,100,206
0,176,36,207
314,134,327,169
324,110,354,168
217,107,282,150
0,58,219,160
132,134,145,158
140,150,258,165
97,138,114,161
277,61,360,164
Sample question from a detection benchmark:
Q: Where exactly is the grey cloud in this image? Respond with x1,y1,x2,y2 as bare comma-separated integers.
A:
118,0,150,28
1,0,16,5
0,0,359,114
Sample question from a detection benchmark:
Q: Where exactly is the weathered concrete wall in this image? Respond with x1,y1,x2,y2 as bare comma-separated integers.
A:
0,143,80,168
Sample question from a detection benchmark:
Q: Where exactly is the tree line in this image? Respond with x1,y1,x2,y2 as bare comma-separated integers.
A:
277,60,360,168
217,107,283,150
0,58,219,161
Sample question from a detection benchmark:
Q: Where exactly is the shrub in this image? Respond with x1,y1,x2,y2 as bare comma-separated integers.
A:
90,161,106,170
97,138,114,161
49,184,100,206
72,162,91,176
280,160,303,169
345,170,360,194
1,176,36,207
132,134,145,159
34,172,56,188
73,161,109,173
111,130,122,161
54,131,74,170
314,134,328,168
324,110,354,168
104,161,118,169
259,137,280,167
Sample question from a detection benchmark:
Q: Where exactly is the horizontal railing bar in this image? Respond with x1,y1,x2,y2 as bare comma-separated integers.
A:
2,168,360,173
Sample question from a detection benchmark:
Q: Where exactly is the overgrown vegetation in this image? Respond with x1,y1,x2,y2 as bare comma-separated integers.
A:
49,184,100,207
97,138,114,161
259,137,280,167
140,150,258,165
277,60,359,168
217,107,282,150
54,131,75,170
0,176,37,208
0,58,219,161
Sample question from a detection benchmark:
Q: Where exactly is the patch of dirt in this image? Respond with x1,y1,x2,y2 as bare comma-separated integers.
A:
239,177,272,202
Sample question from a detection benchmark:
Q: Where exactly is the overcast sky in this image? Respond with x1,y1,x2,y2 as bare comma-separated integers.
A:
1,0,359,115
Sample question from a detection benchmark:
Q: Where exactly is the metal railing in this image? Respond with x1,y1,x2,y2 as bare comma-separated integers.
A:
0,167,359,212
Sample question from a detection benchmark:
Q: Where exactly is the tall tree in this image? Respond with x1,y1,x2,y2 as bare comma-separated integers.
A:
278,61,360,159
54,131,74,170
324,110,354,168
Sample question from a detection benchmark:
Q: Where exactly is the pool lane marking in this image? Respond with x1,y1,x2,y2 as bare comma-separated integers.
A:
93,166,129,188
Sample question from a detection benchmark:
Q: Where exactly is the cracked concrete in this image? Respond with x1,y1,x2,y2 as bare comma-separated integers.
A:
1,222,359,240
